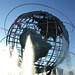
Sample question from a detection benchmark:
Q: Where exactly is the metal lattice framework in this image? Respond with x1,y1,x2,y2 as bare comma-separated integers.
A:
6,11,69,73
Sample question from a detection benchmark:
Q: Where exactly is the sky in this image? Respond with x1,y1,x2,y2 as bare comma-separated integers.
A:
0,0,75,70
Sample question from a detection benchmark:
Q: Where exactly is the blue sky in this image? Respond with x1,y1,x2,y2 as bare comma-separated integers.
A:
0,0,75,68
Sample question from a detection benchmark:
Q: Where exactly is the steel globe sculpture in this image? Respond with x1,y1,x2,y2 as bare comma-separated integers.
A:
6,11,69,73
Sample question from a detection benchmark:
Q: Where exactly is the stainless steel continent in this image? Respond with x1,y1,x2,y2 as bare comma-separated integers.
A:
19,29,52,62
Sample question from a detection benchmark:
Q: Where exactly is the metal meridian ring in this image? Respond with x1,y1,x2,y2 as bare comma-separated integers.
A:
4,3,75,35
